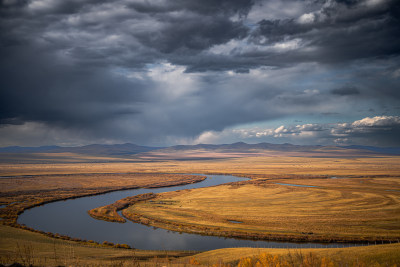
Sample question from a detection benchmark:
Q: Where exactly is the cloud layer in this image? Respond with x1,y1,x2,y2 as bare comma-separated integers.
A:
1,0,399,146
194,116,400,146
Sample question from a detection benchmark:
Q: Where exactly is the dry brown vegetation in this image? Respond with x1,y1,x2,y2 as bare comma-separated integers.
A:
2,223,399,266
87,176,205,223
1,150,400,265
0,173,206,227
0,224,198,266
1,151,400,177
187,245,400,266
124,175,400,243
88,193,157,223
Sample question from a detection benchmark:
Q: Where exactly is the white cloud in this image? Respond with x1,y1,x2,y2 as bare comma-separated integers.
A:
209,37,304,57
365,0,388,7
147,62,200,100
272,38,302,51
334,138,349,145
191,116,400,146
352,116,400,127
195,131,221,144
247,0,314,22
27,0,57,12
297,13,315,24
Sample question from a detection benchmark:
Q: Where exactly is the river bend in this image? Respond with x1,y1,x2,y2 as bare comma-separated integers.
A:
18,174,357,250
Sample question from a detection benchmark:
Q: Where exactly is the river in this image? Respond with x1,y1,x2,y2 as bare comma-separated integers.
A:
18,174,357,250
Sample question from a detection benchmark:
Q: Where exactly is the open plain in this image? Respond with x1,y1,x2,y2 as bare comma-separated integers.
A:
125,175,400,243
1,147,400,266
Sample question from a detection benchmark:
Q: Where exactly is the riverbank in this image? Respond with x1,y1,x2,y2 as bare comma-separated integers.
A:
0,173,206,245
19,174,259,251
2,224,400,266
88,193,157,223
0,224,198,266
124,176,400,243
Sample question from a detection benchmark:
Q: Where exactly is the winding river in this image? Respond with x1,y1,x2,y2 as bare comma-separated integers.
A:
18,174,357,250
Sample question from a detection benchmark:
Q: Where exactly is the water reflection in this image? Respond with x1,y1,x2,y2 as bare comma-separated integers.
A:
18,175,357,250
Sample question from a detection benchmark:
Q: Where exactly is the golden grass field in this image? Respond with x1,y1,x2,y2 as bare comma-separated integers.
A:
187,244,400,266
0,150,400,266
126,176,400,242
88,193,157,223
0,224,198,266
0,173,206,227
1,151,400,177
2,223,399,266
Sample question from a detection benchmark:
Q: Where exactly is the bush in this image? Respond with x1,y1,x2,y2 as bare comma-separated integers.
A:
102,241,114,247
114,243,131,249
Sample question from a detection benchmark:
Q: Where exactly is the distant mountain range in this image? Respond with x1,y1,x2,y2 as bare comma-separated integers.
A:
152,142,400,155
160,142,325,152
0,143,162,156
0,142,399,155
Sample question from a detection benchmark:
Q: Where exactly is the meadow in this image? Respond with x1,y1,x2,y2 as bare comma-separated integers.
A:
0,149,400,266
125,176,400,243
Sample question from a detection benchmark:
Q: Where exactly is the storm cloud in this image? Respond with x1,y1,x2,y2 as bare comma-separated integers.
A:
330,86,360,95
0,0,399,146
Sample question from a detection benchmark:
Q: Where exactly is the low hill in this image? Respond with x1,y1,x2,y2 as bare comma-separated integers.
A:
162,142,325,152
0,142,398,162
0,143,161,156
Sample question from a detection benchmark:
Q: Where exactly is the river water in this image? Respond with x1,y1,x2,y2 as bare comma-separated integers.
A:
18,174,357,250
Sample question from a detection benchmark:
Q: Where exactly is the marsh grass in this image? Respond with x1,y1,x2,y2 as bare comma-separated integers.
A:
88,193,156,223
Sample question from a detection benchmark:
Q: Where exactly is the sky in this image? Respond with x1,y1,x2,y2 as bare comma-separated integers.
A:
1,0,400,147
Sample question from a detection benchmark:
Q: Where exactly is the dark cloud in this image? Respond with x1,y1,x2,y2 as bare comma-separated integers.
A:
0,45,147,127
128,0,254,16
0,0,399,146
248,0,400,65
133,16,248,53
331,86,360,95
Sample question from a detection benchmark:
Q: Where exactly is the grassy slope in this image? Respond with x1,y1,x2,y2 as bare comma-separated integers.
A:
0,224,196,266
188,244,400,266
3,223,399,266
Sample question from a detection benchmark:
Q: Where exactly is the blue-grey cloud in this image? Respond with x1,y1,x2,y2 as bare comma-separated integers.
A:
194,116,400,147
0,0,399,146
331,86,360,96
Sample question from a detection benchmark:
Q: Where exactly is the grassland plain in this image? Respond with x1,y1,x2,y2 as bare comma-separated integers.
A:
123,176,400,243
1,151,400,265
0,173,206,228
1,152,400,177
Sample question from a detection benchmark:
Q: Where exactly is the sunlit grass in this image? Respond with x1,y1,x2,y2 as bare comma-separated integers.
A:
0,152,399,265
126,176,400,242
